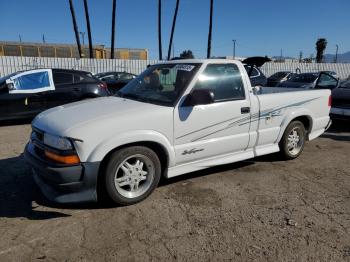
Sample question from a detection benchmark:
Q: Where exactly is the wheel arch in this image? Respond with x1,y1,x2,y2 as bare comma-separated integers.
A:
276,111,314,143
96,140,170,201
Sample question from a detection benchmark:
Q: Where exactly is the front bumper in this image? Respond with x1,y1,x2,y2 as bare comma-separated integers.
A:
24,143,100,204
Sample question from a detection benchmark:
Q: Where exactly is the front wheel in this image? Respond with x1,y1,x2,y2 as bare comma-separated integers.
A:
279,121,306,160
104,146,161,205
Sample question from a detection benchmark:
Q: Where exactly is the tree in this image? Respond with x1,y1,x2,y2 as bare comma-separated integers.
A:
110,0,117,59
179,50,194,59
158,0,162,60
316,38,327,63
83,0,93,58
68,0,82,58
167,0,180,60
207,0,214,58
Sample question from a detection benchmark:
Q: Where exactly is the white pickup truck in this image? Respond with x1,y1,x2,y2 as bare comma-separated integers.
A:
24,59,333,205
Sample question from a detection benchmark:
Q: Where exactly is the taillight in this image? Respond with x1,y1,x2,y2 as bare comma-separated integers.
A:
328,95,332,107
98,82,107,89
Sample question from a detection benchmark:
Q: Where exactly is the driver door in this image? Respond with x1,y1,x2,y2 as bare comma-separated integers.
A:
315,73,338,90
5,69,55,118
174,63,251,165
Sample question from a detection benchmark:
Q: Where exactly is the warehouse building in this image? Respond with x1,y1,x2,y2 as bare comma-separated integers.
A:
0,41,148,60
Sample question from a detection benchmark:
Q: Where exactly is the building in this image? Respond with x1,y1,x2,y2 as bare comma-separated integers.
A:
0,41,148,60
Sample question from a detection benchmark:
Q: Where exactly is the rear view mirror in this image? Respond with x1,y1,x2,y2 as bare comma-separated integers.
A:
315,73,339,90
183,89,214,106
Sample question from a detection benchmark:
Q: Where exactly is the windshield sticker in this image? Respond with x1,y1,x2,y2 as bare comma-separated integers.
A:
175,64,195,72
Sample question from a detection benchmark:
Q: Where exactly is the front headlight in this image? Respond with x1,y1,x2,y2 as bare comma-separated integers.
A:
43,133,73,150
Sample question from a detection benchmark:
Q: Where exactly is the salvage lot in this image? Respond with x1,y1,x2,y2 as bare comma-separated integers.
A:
0,121,349,261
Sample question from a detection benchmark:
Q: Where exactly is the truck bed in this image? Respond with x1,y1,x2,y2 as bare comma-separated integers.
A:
257,87,309,95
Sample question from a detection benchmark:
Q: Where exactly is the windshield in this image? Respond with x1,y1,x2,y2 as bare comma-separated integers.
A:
340,80,350,88
288,73,318,83
117,63,201,106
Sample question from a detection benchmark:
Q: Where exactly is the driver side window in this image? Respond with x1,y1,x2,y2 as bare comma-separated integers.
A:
193,64,245,102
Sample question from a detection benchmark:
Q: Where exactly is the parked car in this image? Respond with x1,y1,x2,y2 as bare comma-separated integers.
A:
95,71,136,94
278,72,338,90
243,65,267,87
320,71,338,79
0,68,109,121
267,71,294,87
25,59,333,205
242,56,270,87
330,80,350,120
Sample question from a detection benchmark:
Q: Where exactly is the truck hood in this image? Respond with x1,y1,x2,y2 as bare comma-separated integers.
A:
32,97,169,136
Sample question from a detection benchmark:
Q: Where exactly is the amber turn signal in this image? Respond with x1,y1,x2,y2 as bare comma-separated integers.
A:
45,150,80,164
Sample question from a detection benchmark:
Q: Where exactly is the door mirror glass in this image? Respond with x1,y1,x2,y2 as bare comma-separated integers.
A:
183,89,214,106
315,73,338,90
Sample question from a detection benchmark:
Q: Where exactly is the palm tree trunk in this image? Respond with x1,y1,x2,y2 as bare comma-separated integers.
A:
111,0,117,59
207,0,214,59
158,0,163,60
83,0,94,58
68,0,82,58
167,0,180,60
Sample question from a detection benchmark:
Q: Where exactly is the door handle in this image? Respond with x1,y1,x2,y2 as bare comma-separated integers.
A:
241,107,250,114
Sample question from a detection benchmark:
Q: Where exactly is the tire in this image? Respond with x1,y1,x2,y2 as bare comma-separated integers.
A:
104,146,161,205
279,120,306,160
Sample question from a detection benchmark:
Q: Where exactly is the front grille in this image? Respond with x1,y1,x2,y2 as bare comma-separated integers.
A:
32,128,44,142
30,127,47,161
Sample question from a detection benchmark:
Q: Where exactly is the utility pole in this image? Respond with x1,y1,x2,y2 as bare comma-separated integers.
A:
79,32,86,46
280,48,283,62
167,0,180,60
158,0,162,60
68,0,82,58
83,0,94,58
207,0,214,59
110,0,117,59
19,34,22,43
232,39,236,59
334,44,339,63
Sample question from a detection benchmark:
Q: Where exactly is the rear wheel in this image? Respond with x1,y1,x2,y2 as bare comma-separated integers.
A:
279,121,306,160
104,146,161,205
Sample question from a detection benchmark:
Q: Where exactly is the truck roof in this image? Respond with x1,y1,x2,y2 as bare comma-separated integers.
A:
158,59,240,64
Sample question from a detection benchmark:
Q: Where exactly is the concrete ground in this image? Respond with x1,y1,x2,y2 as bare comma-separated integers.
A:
0,120,349,261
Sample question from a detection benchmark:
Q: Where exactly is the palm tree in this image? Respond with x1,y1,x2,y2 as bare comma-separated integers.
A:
83,0,94,58
207,0,214,58
68,0,82,58
111,0,117,59
167,0,180,60
316,38,327,63
158,0,163,60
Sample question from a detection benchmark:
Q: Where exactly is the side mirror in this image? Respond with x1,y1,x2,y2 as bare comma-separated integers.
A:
183,89,214,106
315,73,339,90
5,79,15,91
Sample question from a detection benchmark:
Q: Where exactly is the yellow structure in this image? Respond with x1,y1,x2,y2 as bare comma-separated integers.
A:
0,41,148,60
